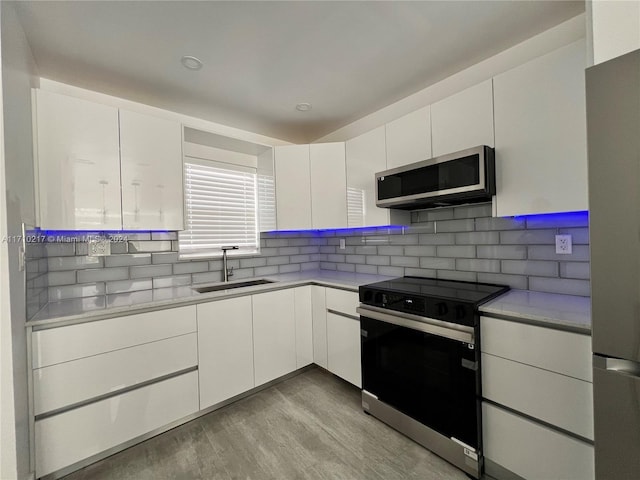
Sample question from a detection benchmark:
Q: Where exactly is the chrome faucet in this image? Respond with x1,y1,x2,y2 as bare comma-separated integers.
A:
221,246,239,282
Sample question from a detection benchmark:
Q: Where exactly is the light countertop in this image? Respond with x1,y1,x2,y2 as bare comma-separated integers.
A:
479,289,591,334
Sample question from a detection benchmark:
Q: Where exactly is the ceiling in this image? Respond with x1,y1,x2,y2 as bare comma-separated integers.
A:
13,1,585,143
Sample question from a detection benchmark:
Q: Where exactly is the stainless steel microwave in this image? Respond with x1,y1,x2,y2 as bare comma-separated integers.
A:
375,145,495,210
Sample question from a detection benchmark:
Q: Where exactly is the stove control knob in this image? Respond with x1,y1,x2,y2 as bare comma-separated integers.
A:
436,302,448,316
455,305,466,319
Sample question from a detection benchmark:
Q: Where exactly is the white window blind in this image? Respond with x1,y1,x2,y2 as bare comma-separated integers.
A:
347,186,365,228
258,172,276,231
179,158,259,258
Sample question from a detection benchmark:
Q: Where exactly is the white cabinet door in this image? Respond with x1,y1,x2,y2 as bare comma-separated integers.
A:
119,110,184,230
252,289,297,386
327,311,362,388
274,145,312,230
310,142,348,229
294,286,313,368
311,285,328,369
197,297,254,410
346,127,410,228
35,89,121,230
385,106,431,168
494,40,587,216
431,80,494,156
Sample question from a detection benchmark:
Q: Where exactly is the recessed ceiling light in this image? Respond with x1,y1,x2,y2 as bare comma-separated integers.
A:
181,55,203,70
296,103,312,112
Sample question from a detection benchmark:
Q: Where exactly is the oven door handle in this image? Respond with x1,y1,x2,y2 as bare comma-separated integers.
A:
356,306,475,345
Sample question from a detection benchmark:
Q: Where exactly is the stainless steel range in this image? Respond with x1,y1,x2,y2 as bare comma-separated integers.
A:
357,276,509,478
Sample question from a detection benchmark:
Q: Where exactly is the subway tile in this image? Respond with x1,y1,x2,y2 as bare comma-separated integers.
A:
355,246,377,255
342,246,356,254
500,229,557,245
477,273,528,290
255,265,279,276
558,227,590,245
455,231,500,245
265,238,288,247
366,256,390,266
437,270,477,282
278,264,300,274
345,255,366,264
326,238,342,246
151,232,178,241
327,254,345,263
378,266,405,277
420,257,456,270
390,256,419,267
49,282,105,301
267,256,289,266
290,238,313,246
418,233,456,245
226,259,240,270
289,255,311,264
73,242,89,255
105,254,151,268
378,245,404,256
404,245,437,257
436,245,476,258
416,208,455,222
320,262,337,270
173,261,209,274
299,246,320,254
309,237,328,246
405,223,436,235
456,259,501,273
560,262,590,279
355,264,378,275
151,252,179,264
501,260,558,277
528,245,590,262
320,246,336,254
405,268,437,278
109,242,128,254
45,243,76,257
279,246,300,255
477,245,527,260
528,277,590,297
388,234,419,245
121,233,151,241
336,263,356,273
301,262,320,271
192,271,224,284
453,203,492,219
233,268,256,279
77,267,129,283
259,247,279,256
240,257,267,268
105,279,152,294
48,256,103,271
475,216,526,231
310,254,325,262
128,240,172,253
47,271,76,287
152,275,192,288
526,213,589,229
130,264,172,279
410,212,420,223
435,219,474,233
208,260,223,271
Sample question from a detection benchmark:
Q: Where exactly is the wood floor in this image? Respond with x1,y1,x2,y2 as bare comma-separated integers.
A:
63,368,468,480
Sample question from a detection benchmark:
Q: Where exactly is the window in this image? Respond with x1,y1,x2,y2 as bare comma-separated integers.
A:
179,158,260,258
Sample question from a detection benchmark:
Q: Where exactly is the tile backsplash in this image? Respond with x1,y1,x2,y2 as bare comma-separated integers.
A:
39,203,591,305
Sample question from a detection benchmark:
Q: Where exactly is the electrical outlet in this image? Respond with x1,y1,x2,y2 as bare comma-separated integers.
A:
555,234,572,254
88,237,111,257
339,238,346,250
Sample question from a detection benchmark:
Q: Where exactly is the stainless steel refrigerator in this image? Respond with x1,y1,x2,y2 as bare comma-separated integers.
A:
587,48,640,479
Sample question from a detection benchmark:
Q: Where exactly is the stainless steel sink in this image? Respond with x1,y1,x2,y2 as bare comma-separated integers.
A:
193,279,275,294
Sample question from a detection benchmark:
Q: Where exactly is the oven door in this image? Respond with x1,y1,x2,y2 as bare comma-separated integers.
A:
358,305,480,451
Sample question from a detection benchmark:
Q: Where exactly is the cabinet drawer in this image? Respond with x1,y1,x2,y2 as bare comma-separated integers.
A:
325,288,359,317
483,402,594,480
35,371,198,478
480,316,592,381
34,333,197,416
482,353,593,439
33,306,196,368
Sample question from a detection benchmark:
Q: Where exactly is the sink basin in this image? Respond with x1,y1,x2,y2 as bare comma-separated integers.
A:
193,279,275,294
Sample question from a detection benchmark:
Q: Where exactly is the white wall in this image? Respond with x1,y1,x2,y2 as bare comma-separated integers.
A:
0,2,39,479
589,0,640,65
315,14,586,143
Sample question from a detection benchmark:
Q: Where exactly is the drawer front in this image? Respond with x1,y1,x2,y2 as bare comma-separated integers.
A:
480,316,592,381
33,306,197,368
483,402,594,480
482,353,594,439
326,311,362,388
35,371,199,478
325,288,359,317
34,333,198,416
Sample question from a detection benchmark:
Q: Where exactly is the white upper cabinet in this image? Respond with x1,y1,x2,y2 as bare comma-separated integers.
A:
493,40,587,217
274,145,312,230
345,127,410,228
35,90,122,230
119,110,184,230
431,80,494,156
385,106,431,168
310,142,347,229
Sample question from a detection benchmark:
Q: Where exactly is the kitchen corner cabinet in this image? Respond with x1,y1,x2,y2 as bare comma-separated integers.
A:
346,127,410,228
252,289,297,386
294,286,314,368
310,142,348,229
34,89,122,230
385,106,432,169
493,40,588,217
34,89,184,230
197,297,255,410
325,288,362,388
311,285,329,368
430,80,494,157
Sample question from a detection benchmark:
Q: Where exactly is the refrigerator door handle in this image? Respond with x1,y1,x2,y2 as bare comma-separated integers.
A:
594,354,640,376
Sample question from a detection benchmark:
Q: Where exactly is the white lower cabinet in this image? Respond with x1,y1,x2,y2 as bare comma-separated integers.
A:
311,286,328,369
252,289,297,386
483,402,594,480
35,371,199,478
326,311,362,388
197,297,255,410
294,286,314,368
